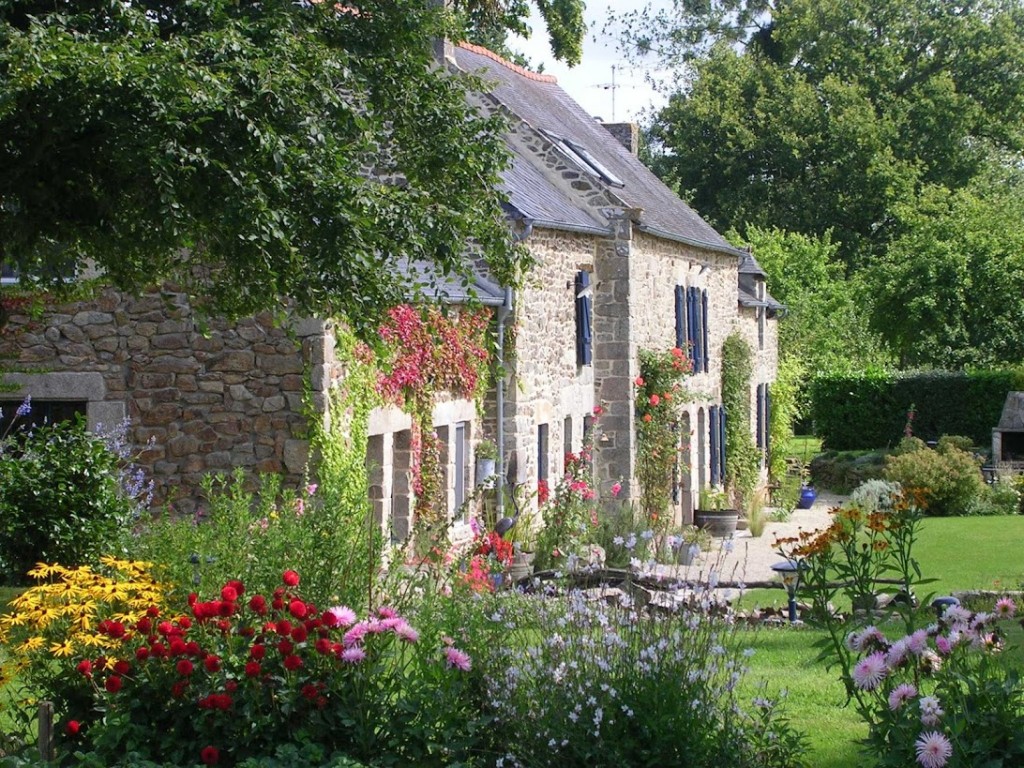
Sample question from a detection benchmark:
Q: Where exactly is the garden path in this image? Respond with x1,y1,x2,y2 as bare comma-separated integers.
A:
666,491,844,587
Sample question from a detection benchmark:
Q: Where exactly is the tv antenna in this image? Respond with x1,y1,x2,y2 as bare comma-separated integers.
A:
593,64,639,122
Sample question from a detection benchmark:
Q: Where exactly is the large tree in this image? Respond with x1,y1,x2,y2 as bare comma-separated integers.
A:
0,0,540,336
869,163,1024,368
615,0,1024,268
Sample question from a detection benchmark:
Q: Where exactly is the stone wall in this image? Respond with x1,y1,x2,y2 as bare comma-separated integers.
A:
0,285,332,514
504,228,597,501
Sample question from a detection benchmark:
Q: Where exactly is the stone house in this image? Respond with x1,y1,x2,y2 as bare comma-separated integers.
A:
451,43,781,525
0,41,780,536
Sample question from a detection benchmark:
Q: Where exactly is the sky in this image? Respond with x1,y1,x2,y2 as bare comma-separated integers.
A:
506,1,671,124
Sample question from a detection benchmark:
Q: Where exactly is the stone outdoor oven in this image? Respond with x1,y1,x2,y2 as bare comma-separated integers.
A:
991,392,1024,466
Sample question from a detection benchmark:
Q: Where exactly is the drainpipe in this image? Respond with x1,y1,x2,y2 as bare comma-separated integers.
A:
495,286,514,516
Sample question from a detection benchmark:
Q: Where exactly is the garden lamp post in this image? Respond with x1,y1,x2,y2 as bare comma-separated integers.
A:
772,559,805,624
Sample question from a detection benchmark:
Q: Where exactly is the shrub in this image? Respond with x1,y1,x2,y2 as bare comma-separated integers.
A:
130,469,379,608
809,451,887,494
437,579,807,767
0,416,145,584
848,479,903,513
967,478,1020,516
884,441,984,516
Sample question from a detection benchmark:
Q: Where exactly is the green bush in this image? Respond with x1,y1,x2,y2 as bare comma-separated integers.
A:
883,439,985,516
0,417,140,584
809,368,1024,450
969,478,1021,516
809,450,887,494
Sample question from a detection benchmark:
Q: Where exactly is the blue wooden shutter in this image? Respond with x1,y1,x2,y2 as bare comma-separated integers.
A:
765,385,772,464
575,271,592,366
687,287,700,371
709,406,720,486
674,285,685,350
719,405,728,482
701,289,710,373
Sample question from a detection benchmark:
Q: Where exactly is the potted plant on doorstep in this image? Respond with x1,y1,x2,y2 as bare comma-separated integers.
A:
695,487,740,537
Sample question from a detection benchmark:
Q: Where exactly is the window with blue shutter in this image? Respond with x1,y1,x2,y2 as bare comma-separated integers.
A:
709,406,719,486
674,285,685,350
687,287,700,371
765,385,772,465
756,384,765,451
701,289,710,373
575,271,593,366
719,405,727,482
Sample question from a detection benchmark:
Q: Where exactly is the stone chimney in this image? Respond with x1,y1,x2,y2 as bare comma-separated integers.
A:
602,122,639,156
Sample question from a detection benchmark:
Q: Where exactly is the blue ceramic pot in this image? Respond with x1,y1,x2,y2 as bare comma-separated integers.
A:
797,486,818,509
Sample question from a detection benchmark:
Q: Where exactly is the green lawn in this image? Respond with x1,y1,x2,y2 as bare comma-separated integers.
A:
740,626,866,768
914,515,1024,594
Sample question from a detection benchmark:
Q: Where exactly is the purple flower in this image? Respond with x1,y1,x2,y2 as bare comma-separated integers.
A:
915,730,952,768
888,683,917,711
444,646,472,671
15,396,31,418
851,652,887,690
340,646,366,664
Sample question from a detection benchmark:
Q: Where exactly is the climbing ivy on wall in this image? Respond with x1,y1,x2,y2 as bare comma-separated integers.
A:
721,333,760,510
374,304,492,528
306,324,383,610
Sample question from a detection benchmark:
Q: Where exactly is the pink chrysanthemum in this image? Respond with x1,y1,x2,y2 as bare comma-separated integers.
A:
444,646,472,672
343,623,369,647
327,606,357,628
935,635,953,656
886,638,911,668
394,622,420,644
995,596,1017,618
907,629,929,656
915,730,952,768
378,606,399,620
888,683,918,711
340,646,366,664
851,652,887,691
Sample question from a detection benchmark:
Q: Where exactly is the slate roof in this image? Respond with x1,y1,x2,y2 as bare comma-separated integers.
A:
502,142,611,235
454,43,743,257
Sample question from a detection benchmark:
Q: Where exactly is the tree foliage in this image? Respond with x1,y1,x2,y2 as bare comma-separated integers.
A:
0,0,526,336
458,0,585,67
869,163,1024,368
733,226,889,374
618,0,1024,268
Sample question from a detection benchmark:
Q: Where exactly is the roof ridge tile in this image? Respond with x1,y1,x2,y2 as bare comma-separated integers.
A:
457,41,558,84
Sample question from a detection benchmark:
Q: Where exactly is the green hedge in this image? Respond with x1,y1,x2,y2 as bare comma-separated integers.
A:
809,369,1024,450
